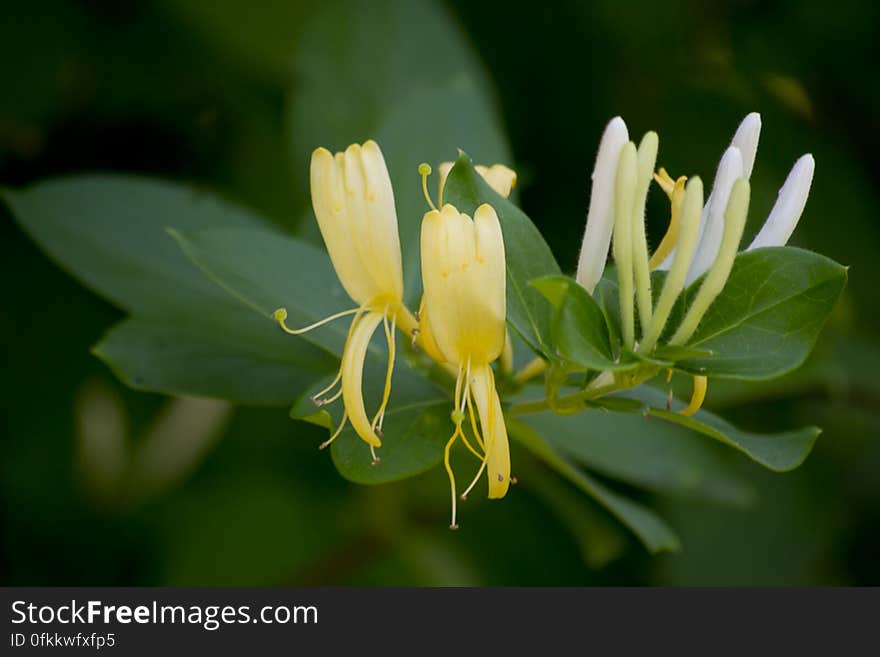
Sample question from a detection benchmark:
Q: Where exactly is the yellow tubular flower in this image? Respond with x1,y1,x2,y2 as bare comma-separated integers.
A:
437,161,518,201
421,202,510,528
274,141,410,459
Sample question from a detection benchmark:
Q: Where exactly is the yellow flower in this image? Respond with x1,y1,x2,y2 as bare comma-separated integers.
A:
437,161,518,200
417,160,517,366
274,140,414,460
420,201,510,528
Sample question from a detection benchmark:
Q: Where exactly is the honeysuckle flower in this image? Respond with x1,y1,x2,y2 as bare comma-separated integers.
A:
273,140,417,459
654,113,815,282
575,112,811,417
424,160,517,375
437,161,518,200
419,171,510,528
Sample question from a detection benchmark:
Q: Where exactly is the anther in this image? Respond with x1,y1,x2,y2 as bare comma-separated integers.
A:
419,162,438,211
449,523,459,531
510,477,518,485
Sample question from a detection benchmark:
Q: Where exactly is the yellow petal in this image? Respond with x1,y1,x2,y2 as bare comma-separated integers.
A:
420,203,507,364
470,364,510,499
475,164,517,199
340,311,384,447
311,148,376,305
416,297,447,364
310,142,404,307
438,161,517,200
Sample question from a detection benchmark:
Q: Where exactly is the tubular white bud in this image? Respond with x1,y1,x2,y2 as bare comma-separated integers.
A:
576,117,629,293
747,154,815,250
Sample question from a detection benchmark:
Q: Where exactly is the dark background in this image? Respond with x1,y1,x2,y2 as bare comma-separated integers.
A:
2,0,878,585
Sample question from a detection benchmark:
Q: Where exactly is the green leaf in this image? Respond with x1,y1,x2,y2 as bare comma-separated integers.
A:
288,0,511,302
676,247,847,379
532,274,635,372
509,419,681,554
520,407,755,506
2,175,268,315
443,155,561,354
94,313,336,405
629,387,820,472
291,365,452,485
171,226,352,356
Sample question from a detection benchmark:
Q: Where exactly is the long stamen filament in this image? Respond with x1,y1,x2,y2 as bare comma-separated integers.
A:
320,412,348,450
274,306,361,335
371,309,397,433
466,387,485,451
419,163,438,212
318,387,343,407
461,457,488,500
444,365,466,529
311,368,343,405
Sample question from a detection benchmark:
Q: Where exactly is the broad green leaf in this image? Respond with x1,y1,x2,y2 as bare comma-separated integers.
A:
629,387,820,472
509,419,681,553
521,408,755,506
532,274,634,372
94,313,336,405
2,176,268,315
676,247,847,379
443,155,561,354
288,0,511,301
171,226,352,356
291,363,452,485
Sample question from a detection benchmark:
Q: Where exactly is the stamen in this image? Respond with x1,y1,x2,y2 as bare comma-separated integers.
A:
310,368,343,406
316,387,343,407
460,457,488,500
370,444,380,465
466,385,485,451
274,306,361,335
419,163,438,212
679,375,708,417
444,427,462,529
319,412,348,450
371,309,397,433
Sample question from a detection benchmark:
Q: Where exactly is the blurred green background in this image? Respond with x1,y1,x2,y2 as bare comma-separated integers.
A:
2,0,878,585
